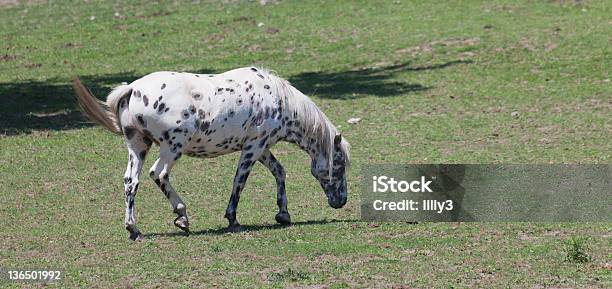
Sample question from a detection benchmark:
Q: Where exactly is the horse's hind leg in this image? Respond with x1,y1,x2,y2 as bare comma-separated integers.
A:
259,149,291,225
149,145,190,233
122,128,152,241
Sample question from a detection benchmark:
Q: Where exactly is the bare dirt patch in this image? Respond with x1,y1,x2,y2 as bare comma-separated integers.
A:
396,38,481,57
0,54,17,61
0,0,18,7
0,0,45,8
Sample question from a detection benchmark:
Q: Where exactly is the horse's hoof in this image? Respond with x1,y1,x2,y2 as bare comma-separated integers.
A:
128,231,144,241
174,216,190,234
227,224,242,233
275,212,291,225
127,225,144,241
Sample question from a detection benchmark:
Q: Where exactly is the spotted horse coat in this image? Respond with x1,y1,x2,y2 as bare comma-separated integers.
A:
73,67,351,240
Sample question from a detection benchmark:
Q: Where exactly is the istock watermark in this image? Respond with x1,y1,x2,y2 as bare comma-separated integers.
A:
372,176,433,193
361,164,611,222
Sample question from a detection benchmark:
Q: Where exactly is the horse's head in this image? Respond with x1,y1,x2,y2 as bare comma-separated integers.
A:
311,134,350,209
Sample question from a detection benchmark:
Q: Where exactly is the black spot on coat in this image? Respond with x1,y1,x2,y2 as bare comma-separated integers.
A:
241,160,252,169
157,102,166,113
136,114,146,127
259,136,269,147
124,126,137,139
200,121,210,132
143,136,153,147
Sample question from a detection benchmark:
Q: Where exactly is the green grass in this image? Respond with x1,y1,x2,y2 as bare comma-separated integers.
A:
0,0,610,288
564,237,592,264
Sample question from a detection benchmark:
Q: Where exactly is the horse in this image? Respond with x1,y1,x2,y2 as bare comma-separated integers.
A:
73,67,350,241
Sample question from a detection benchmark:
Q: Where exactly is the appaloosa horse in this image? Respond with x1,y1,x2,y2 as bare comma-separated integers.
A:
74,67,350,240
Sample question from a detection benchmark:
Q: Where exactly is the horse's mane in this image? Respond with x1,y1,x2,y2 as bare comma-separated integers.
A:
259,67,350,173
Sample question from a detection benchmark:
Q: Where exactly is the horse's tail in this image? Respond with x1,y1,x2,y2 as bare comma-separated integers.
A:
72,77,132,135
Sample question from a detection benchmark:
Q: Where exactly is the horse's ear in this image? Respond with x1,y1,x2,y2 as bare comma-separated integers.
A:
334,134,342,146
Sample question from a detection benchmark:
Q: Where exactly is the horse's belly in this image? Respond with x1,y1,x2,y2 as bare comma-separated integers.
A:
183,122,249,158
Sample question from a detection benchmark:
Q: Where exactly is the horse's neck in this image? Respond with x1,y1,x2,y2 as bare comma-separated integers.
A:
281,116,323,160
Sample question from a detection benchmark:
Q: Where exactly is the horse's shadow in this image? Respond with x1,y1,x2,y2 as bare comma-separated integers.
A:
144,219,359,238
0,60,471,135
288,60,470,99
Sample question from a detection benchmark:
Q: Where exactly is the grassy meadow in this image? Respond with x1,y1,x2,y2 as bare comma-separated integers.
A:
0,0,610,288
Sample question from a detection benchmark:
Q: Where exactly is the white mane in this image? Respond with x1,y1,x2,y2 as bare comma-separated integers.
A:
259,67,350,172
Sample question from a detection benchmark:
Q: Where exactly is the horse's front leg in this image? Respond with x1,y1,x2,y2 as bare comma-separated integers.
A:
225,144,265,232
259,149,290,225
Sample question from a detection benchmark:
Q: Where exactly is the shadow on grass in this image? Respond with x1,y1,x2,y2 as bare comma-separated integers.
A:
144,219,360,238
0,72,142,136
0,60,469,135
289,60,470,99
0,69,215,136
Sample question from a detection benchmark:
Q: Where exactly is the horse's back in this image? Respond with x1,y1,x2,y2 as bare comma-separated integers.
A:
184,67,285,156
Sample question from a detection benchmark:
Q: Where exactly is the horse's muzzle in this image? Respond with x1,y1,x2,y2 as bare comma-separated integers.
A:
328,196,347,209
